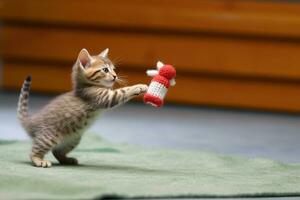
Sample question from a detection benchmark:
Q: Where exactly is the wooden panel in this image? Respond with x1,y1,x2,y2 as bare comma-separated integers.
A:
1,1,300,38
2,0,300,112
3,63,72,93
3,26,300,80
4,62,300,112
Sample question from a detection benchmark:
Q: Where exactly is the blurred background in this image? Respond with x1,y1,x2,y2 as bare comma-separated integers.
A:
2,0,300,112
1,0,300,166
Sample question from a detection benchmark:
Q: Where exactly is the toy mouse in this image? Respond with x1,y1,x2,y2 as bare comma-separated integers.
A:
143,61,176,107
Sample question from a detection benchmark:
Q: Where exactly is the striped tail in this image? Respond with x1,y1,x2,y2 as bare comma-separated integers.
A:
17,75,32,127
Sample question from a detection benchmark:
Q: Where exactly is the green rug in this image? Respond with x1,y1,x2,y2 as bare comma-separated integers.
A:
0,134,300,199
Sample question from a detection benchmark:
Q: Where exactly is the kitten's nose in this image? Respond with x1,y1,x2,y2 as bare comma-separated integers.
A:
113,75,116,81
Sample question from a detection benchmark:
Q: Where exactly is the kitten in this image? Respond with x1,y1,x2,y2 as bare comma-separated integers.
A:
17,48,148,168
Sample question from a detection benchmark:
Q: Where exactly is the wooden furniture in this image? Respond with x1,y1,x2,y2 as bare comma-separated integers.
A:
1,0,300,112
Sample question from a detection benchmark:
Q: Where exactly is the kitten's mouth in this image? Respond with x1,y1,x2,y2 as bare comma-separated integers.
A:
107,80,115,83
103,79,115,83
103,80,115,87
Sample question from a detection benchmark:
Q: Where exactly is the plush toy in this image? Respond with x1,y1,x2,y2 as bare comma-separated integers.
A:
143,61,176,107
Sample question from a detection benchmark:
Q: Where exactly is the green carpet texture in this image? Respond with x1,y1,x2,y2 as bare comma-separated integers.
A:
1,134,300,199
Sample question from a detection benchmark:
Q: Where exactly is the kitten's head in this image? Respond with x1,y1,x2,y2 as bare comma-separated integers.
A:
73,48,118,88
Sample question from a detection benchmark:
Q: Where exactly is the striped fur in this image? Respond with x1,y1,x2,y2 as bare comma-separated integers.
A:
17,75,32,132
18,49,148,168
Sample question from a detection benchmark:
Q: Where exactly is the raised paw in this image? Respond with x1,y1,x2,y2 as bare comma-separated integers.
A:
59,157,78,165
133,84,148,95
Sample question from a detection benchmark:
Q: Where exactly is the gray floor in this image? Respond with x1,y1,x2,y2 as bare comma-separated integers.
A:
1,91,300,200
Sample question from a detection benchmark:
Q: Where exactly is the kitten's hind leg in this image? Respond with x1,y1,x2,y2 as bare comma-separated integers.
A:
52,136,81,165
30,133,58,168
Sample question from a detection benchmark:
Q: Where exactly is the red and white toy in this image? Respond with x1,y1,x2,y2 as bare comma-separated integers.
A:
143,61,176,107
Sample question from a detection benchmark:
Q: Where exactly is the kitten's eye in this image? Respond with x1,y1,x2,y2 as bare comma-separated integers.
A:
102,68,109,73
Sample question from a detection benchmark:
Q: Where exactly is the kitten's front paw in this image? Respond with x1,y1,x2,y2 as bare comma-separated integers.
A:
34,160,52,168
133,84,148,95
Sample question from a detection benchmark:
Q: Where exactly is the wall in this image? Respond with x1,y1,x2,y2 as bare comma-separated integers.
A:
1,0,300,112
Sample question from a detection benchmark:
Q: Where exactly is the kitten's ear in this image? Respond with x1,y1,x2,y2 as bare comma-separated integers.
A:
99,48,109,58
78,48,92,69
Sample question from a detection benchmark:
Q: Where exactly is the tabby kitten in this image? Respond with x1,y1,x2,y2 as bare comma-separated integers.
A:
18,48,148,168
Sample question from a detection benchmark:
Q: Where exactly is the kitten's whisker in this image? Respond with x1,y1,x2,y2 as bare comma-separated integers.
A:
112,57,123,66
117,75,128,79
116,77,128,86
116,72,128,83
117,78,127,84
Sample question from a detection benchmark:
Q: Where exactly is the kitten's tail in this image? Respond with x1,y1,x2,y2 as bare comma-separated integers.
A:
17,75,32,128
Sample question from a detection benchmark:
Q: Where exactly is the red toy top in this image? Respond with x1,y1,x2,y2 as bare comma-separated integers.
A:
158,64,176,80
146,61,177,87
